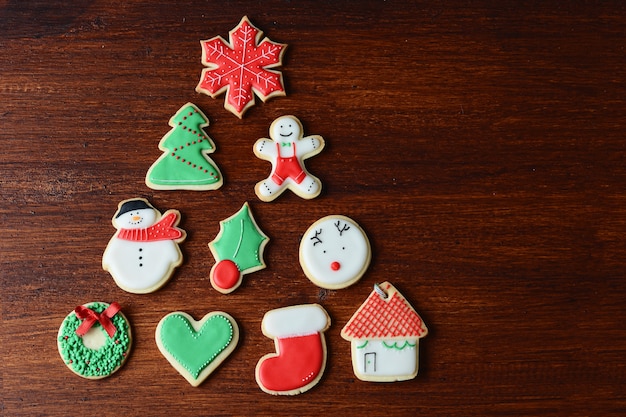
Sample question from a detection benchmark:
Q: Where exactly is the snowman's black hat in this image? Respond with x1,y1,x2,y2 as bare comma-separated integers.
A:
115,199,155,218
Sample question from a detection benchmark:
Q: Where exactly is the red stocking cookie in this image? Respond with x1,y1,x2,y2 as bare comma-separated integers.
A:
255,304,330,395
341,282,428,382
253,115,325,201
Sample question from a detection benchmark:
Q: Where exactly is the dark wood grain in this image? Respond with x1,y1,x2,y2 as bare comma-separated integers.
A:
2,1,626,415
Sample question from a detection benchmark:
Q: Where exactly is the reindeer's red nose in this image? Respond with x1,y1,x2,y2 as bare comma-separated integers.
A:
331,261,341,271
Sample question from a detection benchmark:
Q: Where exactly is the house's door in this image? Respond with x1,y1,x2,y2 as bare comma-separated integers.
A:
364,352,376,373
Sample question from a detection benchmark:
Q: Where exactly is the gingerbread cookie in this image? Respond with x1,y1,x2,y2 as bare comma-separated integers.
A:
196,16,287,118
102,198,186,294
341,282,428,382
253,115,325,201
145,103,223,190
299,215,371,289
156,311,239,387
209,202,269,294
57,302,132,379
255,304,330,395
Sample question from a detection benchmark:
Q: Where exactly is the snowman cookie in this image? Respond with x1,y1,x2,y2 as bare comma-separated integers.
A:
299,215,371,289
57,301,132,379
103,198,186,294
253,115,324,202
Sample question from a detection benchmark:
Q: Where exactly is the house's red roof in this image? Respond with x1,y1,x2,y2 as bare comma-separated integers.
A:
341,282,427,340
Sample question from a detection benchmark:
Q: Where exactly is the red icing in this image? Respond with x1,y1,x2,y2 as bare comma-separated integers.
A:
331,261,341,271
342,283,427,340
197,16,286,117
75,302,121,338
212,259,241,290
270,142,306,185
117,212,183,242
257,333,324,393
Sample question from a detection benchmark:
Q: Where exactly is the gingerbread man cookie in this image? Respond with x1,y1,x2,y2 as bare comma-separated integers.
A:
253,115,324,202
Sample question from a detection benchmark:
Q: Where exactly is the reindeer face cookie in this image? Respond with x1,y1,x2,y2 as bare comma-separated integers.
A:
253,115,324,202
299,215,371,289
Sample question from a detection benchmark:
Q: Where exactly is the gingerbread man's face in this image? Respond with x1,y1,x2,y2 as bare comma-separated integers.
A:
299,215,371,289
270,116,302,142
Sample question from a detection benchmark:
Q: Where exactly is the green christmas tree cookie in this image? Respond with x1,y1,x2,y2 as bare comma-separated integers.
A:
146,103,223,190
209,202,269,294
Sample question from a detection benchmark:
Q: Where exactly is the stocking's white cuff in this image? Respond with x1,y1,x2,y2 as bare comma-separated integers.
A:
262,304,329,338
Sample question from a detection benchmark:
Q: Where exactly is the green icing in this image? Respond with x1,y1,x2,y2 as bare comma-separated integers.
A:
58,302,131,377
382,340,417,350
356,340,369,349
147,103,221,187
160,313,233,379
212,203,268,272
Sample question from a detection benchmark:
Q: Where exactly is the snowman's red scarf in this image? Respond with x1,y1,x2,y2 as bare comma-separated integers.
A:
117,211,183,242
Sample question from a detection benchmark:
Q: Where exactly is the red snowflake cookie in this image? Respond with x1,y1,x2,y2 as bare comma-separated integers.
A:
196,16,287,118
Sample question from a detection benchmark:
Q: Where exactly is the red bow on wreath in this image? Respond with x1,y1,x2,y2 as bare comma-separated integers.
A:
74,302,121,338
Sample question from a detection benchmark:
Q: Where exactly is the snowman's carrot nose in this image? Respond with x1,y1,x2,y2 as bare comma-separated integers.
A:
132,215,142,221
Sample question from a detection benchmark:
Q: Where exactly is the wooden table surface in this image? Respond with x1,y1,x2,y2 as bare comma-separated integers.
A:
2,1,625,416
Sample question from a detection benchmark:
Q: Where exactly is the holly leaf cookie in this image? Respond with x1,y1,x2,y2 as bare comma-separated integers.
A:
156,311,239,387
209,202,269,294
145,103,223,190
196,16,287,118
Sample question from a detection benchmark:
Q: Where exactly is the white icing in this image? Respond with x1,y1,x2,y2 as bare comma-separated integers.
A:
81,325,107,350
299,216,370,289
262,304,329,338
271,116,302,143
103,208,181,293
352,339,418,377
254,115,324,201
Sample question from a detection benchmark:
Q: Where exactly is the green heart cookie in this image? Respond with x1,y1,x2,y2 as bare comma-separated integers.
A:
156,311,238,386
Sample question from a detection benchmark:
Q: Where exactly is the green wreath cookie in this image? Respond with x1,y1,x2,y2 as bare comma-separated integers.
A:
57,302,132,379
